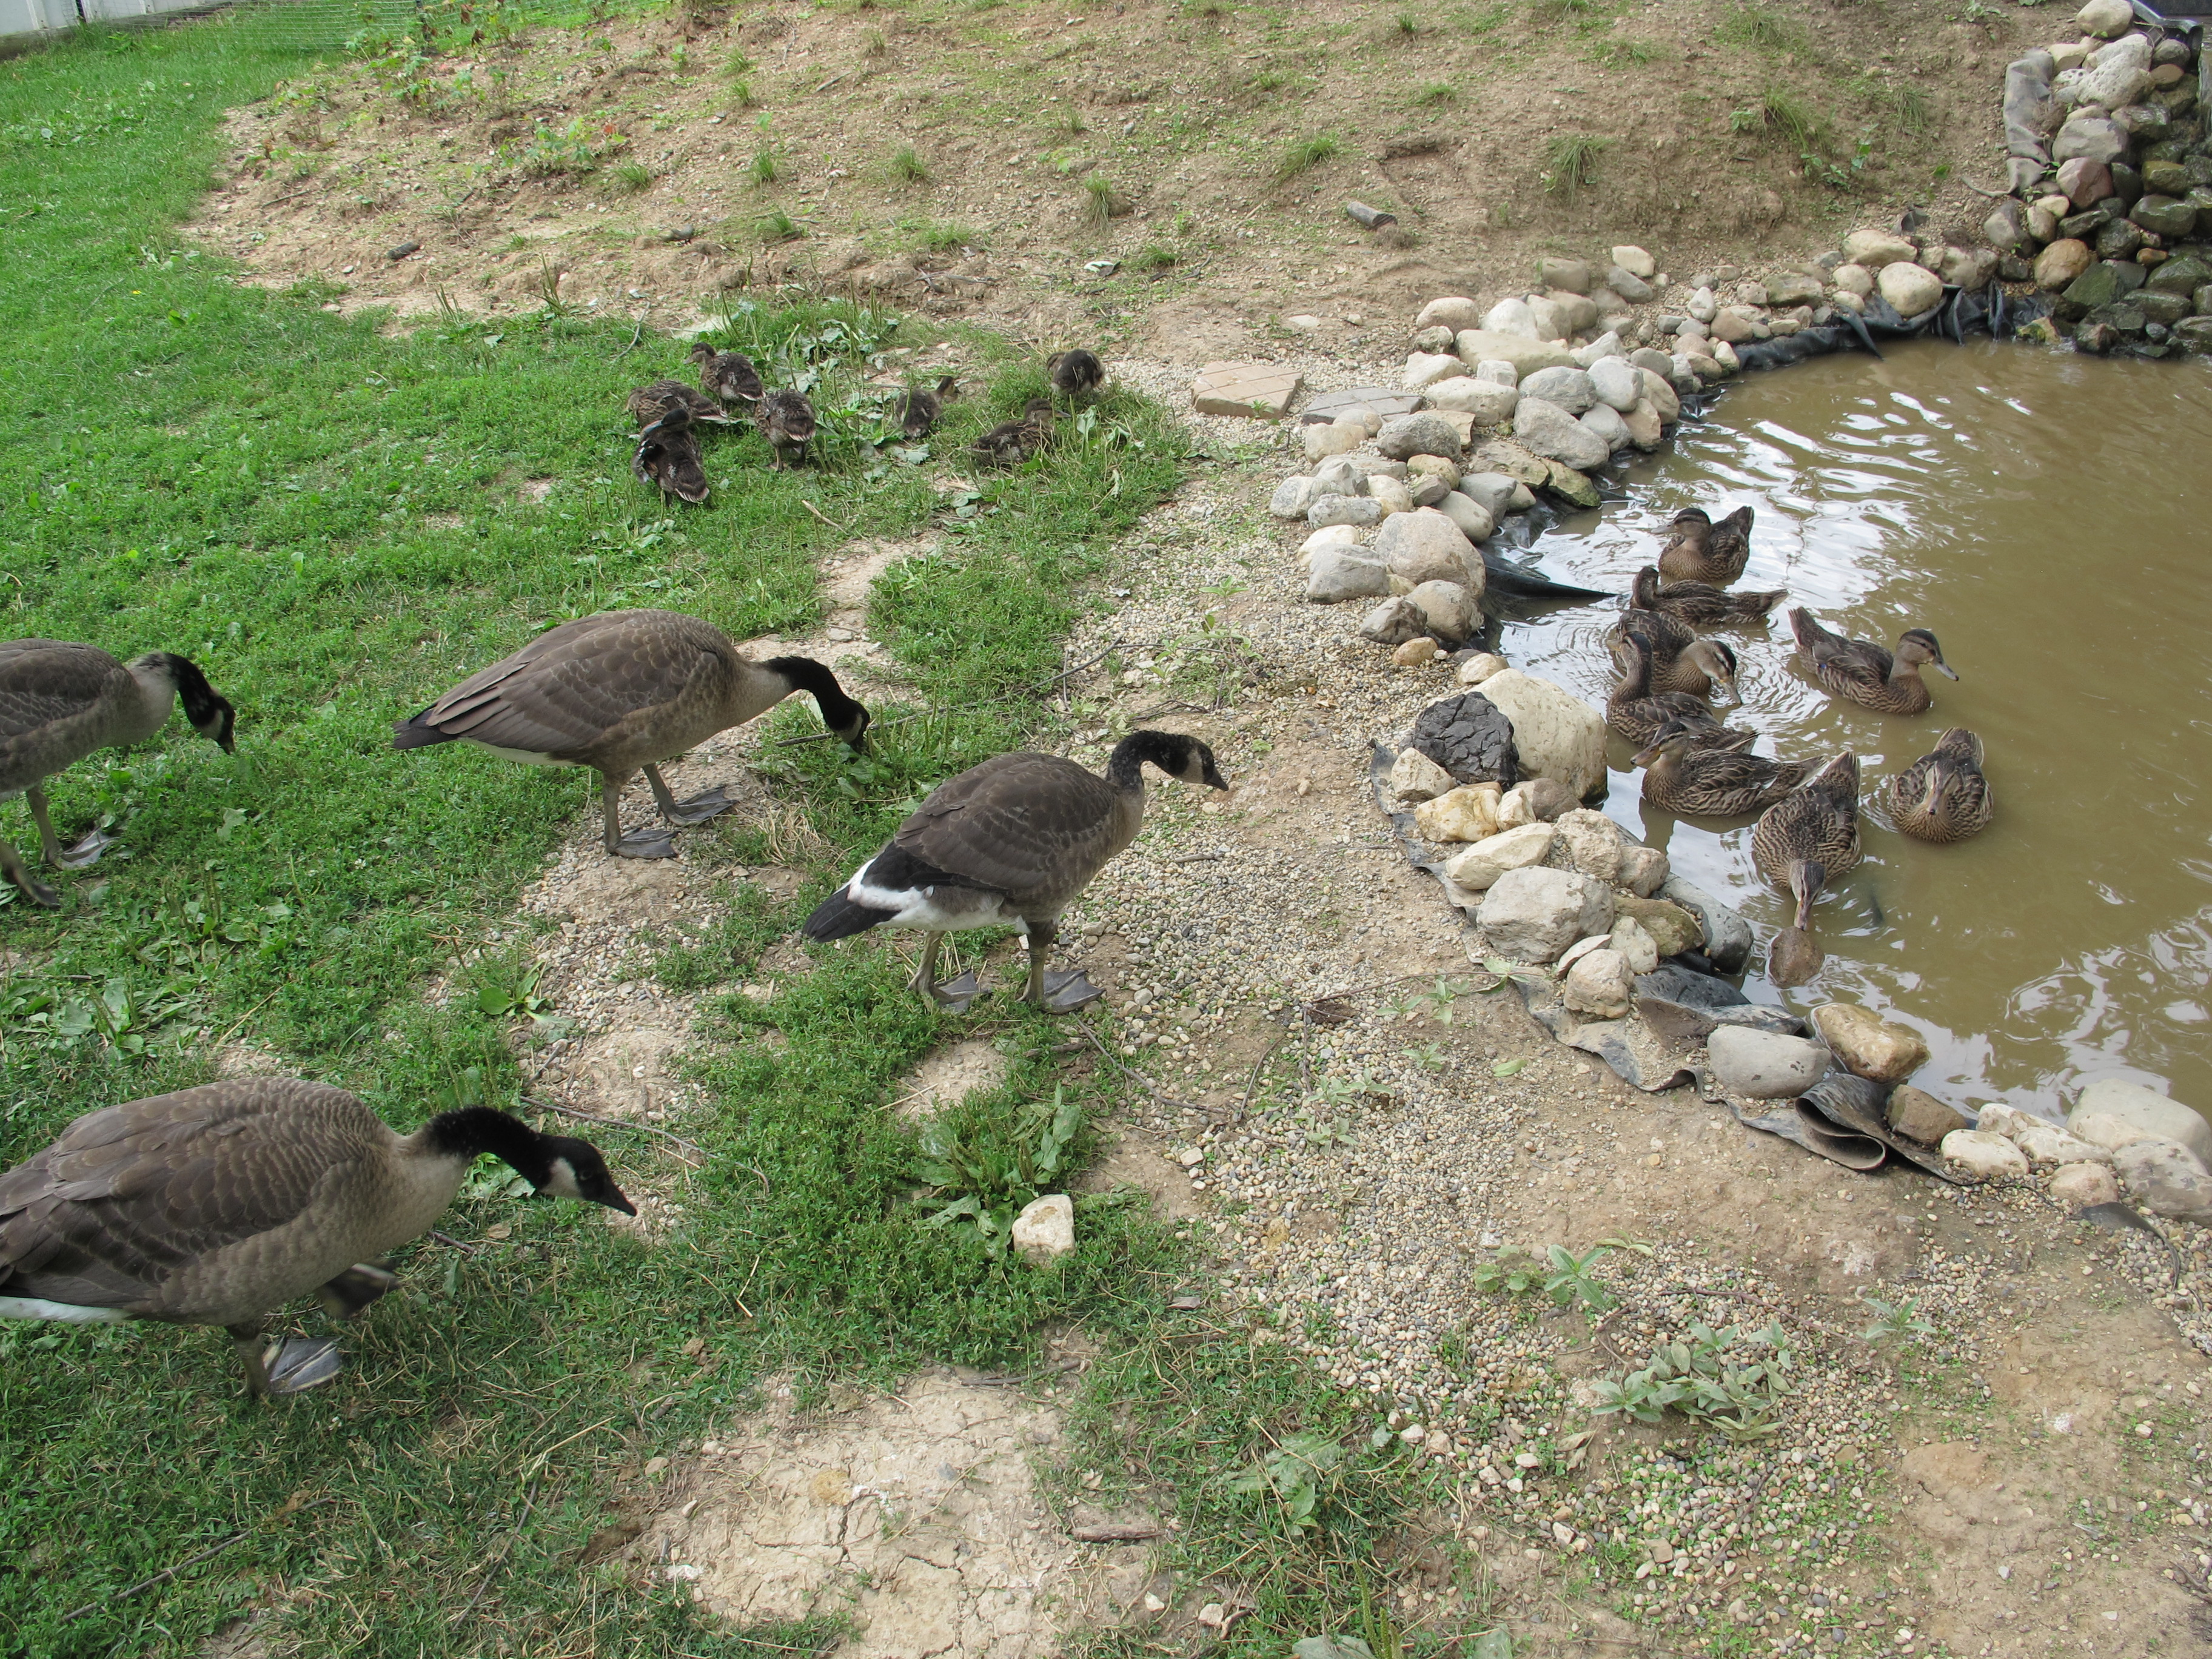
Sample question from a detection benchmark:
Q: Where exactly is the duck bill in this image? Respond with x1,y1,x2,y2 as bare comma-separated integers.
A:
1931,662,1960,680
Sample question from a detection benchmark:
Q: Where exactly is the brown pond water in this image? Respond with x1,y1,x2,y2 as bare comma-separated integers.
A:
1501,339,2212,1124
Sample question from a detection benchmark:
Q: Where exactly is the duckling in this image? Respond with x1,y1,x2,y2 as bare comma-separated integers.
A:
754,389,817,470
971,397,1056,466
1631,719,1823,818
1766,859,1827,988
1889,726,1992,843
0,642,235,907
632,406,709,504
893,375,960,441
1629,565,1786,626
395,609,869,859
805,731,1227,1013
1047,348,1105,400
1606,617,1741,700
688,343,765,410
1606,635,1758,750
626,378,734,429
0,1078,632,1397
1789,609,1957,716
1656,504,1755,586
1751,750,1861,889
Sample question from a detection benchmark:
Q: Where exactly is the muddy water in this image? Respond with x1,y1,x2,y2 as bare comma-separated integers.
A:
1500,340,2212,1122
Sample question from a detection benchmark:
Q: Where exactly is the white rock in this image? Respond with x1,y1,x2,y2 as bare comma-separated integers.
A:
2114,1139,2212,1224
2079,31,2151,107
1307,495,1385,530
1389,746,1457,804
1517,365,1599,415
1404,578,1478,643
1455,472,1519,520
1483,297,1539,338
1876,261,1943,319
1441,823,1557,891
1686,285,1718,323
1298,523,1364,561
1270,475,1317,519
1570,331,1624,367
1479,866,1616,965
1843,229,1918,269
2016,1122,2117,1168
1303,420,1364,462
1304,548,1390,603
1712,340,1740,372
1423,376,1520,423
2068,1077,2212,1163
1580,402,1630,453
1456,651,1510,686
1373,507,1477,589
1622,401,1664,452
1011,1193,1076,1261
1415,782,1505,844
1415,295,1486,332
1473,358,1520,387
1404,350,1464,390
2075,0,2131,35
1512,398,1610,471
1473,670,1606,802
1433,489,1495,545
1709,1027,1831,1099
1941,1130,2031,1182
1831,262,1874,297
1366,475,1413,515
1562,948,1634,1018
1526,295,1570,341
1608,914,1660,975
1587,357,1642,413
2048,39,2093,73
1617,843,1669,898
2048,1161,2122,1208
1637,369,1681,421
1551,808,1628,883
1612,245,1655,278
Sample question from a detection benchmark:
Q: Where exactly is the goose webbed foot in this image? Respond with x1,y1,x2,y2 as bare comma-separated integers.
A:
925,969,983,1013
6,868,62,908
662,786,736,826
1036,968,1103,1014
316,1262,400,1321
614,828,678,859
54,828,112,870
262,1336,345,1395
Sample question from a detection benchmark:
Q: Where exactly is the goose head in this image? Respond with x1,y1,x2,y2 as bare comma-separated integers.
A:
533,1136,637,1214
135,653,236,753
1896,628,1957,680
1119,730,1228,791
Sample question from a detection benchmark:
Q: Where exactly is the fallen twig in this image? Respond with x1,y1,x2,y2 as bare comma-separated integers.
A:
522,1095,706,1165
801,498,854,532
1078,1024,1235,1123
1072,1523,1162,1543
429,1229,480,1254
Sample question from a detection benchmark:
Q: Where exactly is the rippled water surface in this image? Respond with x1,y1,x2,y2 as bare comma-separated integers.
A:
1496,340,2212,1121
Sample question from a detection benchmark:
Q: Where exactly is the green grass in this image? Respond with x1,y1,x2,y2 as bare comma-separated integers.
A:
1889,80,1933,135
1716,2,1803,53
755,204,803,242
1272,131,1342,183
888,142,930,183
1414,80,1459,105
1082,172,1119,227
1543,131,1614,198
606,159,655,193
900,217,984,253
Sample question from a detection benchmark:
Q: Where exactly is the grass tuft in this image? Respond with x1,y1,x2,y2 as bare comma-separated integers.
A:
1272,132,1342,183
1717,2,1802,52
606,159,654,193
750,145,781,185
1414,81,1458,106
902,218,984,252
889,143,930,183
1131,243,1179,272
757,206,803,243
1081,175,1124,227
1890,81,1933,134
1543,131,1614,197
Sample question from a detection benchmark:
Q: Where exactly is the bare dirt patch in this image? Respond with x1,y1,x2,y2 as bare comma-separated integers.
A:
893,1037,1014,1121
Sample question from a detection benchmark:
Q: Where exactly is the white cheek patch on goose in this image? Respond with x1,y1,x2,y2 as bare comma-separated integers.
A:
0,1296,130,1324
847,860,1017,931
541,1158,585,1199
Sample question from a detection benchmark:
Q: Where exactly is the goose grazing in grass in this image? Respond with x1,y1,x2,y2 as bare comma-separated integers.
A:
1047,348,1105,400
805,730,1227,1013
893,375,960,441
0,1078,632,1397
1889,726,1992,843
688,343,764,410
1655,504,1755,586
1766,859,1828,988
632,406,710,504
626,378,734,428
0,641,235,907
754,389,817,470
1629,565,1786,626
1751,751,1861,890
1789,609,1957,716
971,397,1056,466
394,610,870,860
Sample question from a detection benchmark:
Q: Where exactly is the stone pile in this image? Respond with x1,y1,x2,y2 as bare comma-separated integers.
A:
1985,0,2212,357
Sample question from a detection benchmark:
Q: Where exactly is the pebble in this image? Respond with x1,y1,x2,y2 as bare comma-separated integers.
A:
1011,1193,1076,1261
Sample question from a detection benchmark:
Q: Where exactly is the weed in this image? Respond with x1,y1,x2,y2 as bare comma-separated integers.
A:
902,218,984,253
1224,1429,1347,1530
1082,174,1117,227
1056,106,1088,136
913,1085,1082,1255
1273,132,1342,183
1718,4,1802,52
728,77,757,106
1757,86,1822,150
758,205,800,242
1396,10,1421,35
1472,1238,1649,1317
1415,81,1458,105
512,116,626,178
864,27,887,55
1250,68,1289,91
1542,131,1612,197
751,144,782,186
1859,1293,1937,1347
1589,1321,1796,1438
890,144,929,183
606,159,654,193
1590,36,1658,65
1889,81,1933,133
1131,243,1178,272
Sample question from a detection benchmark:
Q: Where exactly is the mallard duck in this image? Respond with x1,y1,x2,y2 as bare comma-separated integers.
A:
0,1079,631,1397
1656,504,1754,585
1047,349,1105,399
1606,620,1741,700
971,397,1055,465
1630,565,1786,625
1751,750,1860,888
395,609,869,859
0,642,235,907
893,375,960,441
1767,859,1826,987
1789,609,1956,716
632,407,709,504
754,389,817,470
1606,635,1757,749
1889,726,1992,843
1631,719,1822,817
806,731,1227,1013
688,343,763,409
626,379,733,428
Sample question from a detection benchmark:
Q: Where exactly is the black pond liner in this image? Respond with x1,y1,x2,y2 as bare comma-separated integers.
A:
1732,1074,1965,1183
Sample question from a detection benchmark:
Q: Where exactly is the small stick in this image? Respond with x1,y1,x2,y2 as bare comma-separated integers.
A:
801,498,853,532
430,1230,480,1254
1072,1523,1161,1543
521,1096,706,1165
1158,852,1224,865
1078,1025,1234,1122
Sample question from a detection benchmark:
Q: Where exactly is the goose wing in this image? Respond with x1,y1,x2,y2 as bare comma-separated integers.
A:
0,640,129,750
892,752,1122,902
0,1080,378,1311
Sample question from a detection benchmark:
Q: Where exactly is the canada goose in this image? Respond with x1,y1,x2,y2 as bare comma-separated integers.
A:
626,379,734,428
1047,349,1105,400
755,389,817,470
1889,726,1992,843
688,343,764,409
804,730,1227,1013
1656,504,1755,586
0,1078,632,1396
1606,635,1756,751
394,610,870,859
971,397,1056,466
1789,609,1957,716
0,641,236,908
1631,719,1822,817
1751,751,1861,889
1767,859,1827,988
893,375,960,441
1629,565,1786,625
632,407,710,504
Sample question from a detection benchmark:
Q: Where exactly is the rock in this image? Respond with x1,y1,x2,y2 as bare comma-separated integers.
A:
2068,1077,2211,1162
1612,245,1656,278
1411,691,1517,785
1608,914,1660,974
1550,808,1627,883
1570,331,1624,368
1366,474,1413,515
1270,476,1317,519
1710,306,1761,344
1441,823,1557,891
1711,340,1741,372
1404,579,1479,644
1407,454,1461,489
1637,369,1681,420
1543,462,1602,509
1300,387,1417,427
1812,1003,1931,1085
1937,246,2000,291
1413,324,1457,354
1358,596,1427,647
1502,776,1576,823
1483,297,1540,338
1617,843,1669,897
1011,1193,1075,1261
2080,32,2152,108
1424,375,1520,422
1587,357,1641,413
1297,523,1362,559
2017,1120,2118,1168
2094,215,2150,260
1831,262,1875,297
1538,256,1593,294
1191,360,1301,418
2049,39,2093,73
2052,112,2128,166
2177,317,2212,354
1415,782,1506,844
1663,876,1750,972
1393,637,1440,667
2057,155,2114,207
1305,548,1390,602
1408,472,1450,508
1404,350,1464,389
1877,262,1945,318
1389,746,1457,803
1374,507,1476,589
2147,252,2212,295
1512,398,1611,470
1526,295,1571,340
2142,157,2193,196
1629,346,1675,377
2133,193,2198,236
1708,1028,1831,1099
2036,237,2096,289
1375,411,1466,461
1517,366,1600,415
2049,1161,2123,1208
1843,228,1918,269
2114,1139,2212,1224
1579,403,1630,453
1766,270,1824,306
1479,866,1616,965
1472,669,1606,800
1621,401,1665,452
2076,0,2132,38
1455,329,1575,374
1415,295,1485,332
1942,1130,2031,1182
1434,490,1495,545
1455,472,1520,520
1302,420,1365,462
1606,266,1655,303
2063,260,2137,312
1886,1085,1968,1145
1473,440,1553,486
1563,948,1634,1018
1474,358,1520,387
1455,651,1510,686
1684,285,1718,323
1614,893,1700,957
1312,454,1371,497
1307,494,1385,530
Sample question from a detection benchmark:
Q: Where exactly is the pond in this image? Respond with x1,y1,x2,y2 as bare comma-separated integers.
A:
1501,339,2212,1125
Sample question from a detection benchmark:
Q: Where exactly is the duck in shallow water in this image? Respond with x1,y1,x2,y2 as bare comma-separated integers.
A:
1789,608,1957,716
1889,726,1992,842
1656,504,1755,585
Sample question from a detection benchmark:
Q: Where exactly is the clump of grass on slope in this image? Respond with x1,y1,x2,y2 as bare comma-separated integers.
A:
1273,132,1342,183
